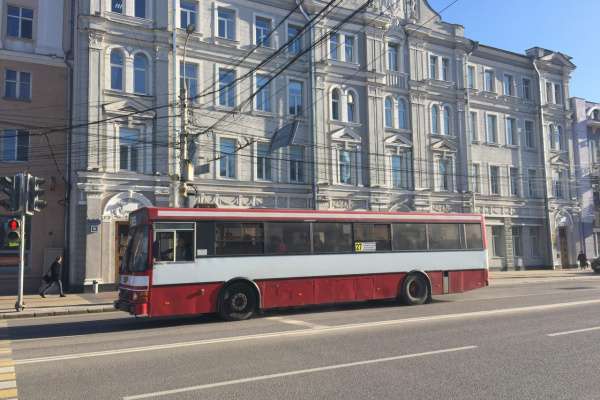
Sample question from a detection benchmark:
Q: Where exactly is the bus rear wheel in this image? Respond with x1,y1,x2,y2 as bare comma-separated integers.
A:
218,282,257,321
399,273,429,306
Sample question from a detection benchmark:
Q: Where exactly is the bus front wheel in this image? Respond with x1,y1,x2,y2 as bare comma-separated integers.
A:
399,273,429,306
218,282,257,321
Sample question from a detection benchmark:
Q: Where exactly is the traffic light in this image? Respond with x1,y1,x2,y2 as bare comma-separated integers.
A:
0,175,23,212
25,175,46,215
5,218,20,248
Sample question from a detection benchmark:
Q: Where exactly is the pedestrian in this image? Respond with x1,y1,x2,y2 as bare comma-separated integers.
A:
40,256,66,298
577,252,588,270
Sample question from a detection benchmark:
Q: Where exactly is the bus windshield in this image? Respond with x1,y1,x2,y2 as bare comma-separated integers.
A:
123,226,149,273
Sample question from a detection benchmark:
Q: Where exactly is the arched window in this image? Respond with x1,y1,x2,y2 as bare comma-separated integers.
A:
385,97,393,128
133,53,148,94
442,106,451,135
331,88,341,121
347,91,356,122
594,110,600,121
110,49,124,91
398,98,408,129
431,105,439,134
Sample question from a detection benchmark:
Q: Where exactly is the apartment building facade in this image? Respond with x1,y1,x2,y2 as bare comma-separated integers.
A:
0,0,70,293
70,0,579,290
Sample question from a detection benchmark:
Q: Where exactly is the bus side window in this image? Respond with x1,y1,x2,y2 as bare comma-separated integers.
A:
312,223,353,253
216,222,264,255
392,223,427,251
175,230,195,261
464,224,483,249
155,232,175,262
265,222,311,255
428,224,461,250
354,224,391,251
196,222,215,257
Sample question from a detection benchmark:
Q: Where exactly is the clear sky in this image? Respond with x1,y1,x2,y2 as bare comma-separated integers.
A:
427,0,598,102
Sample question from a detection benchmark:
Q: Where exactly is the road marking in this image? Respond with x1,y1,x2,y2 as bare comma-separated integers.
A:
0,374,15,381
16,299,600,365
0,322,17,400
547,326,600,337
123,345,477,399
0,369,13,375
266,316,328,329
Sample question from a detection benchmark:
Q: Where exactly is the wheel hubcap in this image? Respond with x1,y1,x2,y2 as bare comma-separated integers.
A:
409,281,419,297
230,293,248,312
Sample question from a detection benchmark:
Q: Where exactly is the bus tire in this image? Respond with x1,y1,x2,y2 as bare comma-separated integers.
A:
218,282,257,321
399,273,429,306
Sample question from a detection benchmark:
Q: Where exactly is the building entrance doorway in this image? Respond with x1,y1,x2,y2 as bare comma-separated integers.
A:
115,222,130,283
559,227,569,268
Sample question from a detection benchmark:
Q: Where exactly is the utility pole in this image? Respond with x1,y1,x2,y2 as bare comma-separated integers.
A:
178,24,196,208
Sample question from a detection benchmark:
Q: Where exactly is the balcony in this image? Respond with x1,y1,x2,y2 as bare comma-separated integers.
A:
386,72,408,89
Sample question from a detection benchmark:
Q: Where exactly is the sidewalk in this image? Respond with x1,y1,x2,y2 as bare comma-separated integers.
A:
0,291,117,319
489,268,600,286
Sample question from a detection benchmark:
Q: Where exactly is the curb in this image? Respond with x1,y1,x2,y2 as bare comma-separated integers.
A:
0,304,116,319
490,275,600,286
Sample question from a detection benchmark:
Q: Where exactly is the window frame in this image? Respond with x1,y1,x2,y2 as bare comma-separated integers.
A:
255,142,272,182
509,167,519,197
505,117,517,146
503,74,514,96
6,5,33,40
522,78,531,100
153,222,196,263
524,120,535,149
287,23,303,55
4,69,31,101
110,49,125,91
287,79,304,116
484,69,495,92
489,165,501,196
471,163,481,194
133,53,149,95
180,0,197,31
289,145,305,183
218,67,236,108
254,73,272,113
219,137,237,179
118,127,140,172
387,43,399,72
0,129,29,162
486,113,498,144
254,14,273,48
217,7,236,41
180,61,199,103
467,65,476,89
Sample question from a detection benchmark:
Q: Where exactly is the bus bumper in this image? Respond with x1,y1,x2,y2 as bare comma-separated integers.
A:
114,300,148,316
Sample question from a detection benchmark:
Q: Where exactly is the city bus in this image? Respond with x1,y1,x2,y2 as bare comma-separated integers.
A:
115,207,488,321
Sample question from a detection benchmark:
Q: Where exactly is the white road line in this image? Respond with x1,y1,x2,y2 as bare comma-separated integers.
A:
266,317,328,329
0,380,16,389
122,345,477,400
0,367,14,374
16,299,600,365
547,326,600,337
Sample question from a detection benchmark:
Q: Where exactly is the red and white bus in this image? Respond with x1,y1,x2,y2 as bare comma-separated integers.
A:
115,207,488,320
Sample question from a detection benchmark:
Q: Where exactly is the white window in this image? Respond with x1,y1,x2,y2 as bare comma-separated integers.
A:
471,164,481,194
398,98,408,129
392,152,411,190
469,111,478,142
256,143,272,181
180,1,197,30
289,145,304,183
217,8,235,40
512,226,523,257
442,106,451,135
7,6,33,39
506,117,517,146
490,166,500,195
288,24,302,55
554,83,562,105
255,16,272,47
546,81,554,104
329,33,340,61
4,69,31,100
467,65,476,89
503,74,514,96
484,70,495,92
522,78,531,100
255,74,271,112
385,97,393,128
347,91,357,123
0,129,29,162
218,68,235,107
492,226,504,257
134,0,147,18
344,35,355,63
133,53,149,94
438,158,452,192
111,0,123,13
528,169,537,198
331,88,341,121
525,120,535,148
486,114,498,143
510,167,519,197
429,56,438,80
431,105,439,134
180,62,198,101
339,150,353,185
388,44,399,72
441,58,450,81
119,128,139,172
219,138,236,178
110,49,124,91
288,80,303,116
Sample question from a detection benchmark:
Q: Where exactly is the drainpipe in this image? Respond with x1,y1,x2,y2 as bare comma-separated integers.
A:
533,59,555,269
297,0,318,210
464,40,478,213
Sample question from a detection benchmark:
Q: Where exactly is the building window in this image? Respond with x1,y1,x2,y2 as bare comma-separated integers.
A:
470,111,478,142
546,81,553,104
135,0,146,18
218,68,235,107
484,70,494,92
344,35,355,63
472,164,481,194
119,128,139,172
385,97,393,128
486,114,498,143
339,150,352,185
111,0,123,13
288,25,302,55
490,166,500,195
522,78,531,100
331,88,341,121
388,44,399,72
554,170,566,199
392,153,410,190
557,125,565,151
255,74,271,112
133,54,148,94
510,167,519,197
180,1,197,30
441,58,450,81
7,6,33,39
531,227,540,257
431,105,439,134
180,62,198,101
528,169,537,198
256,143,272,181
503,74,514,96
438,158,452,192
429,56,438,80
329,33,340,61
0,129,29,162
492,226,504,257
525,120,534,148
289,145,304,183
467,65,476,89
4,70,31,100
110,49,124,91
506,117,517,146
255,16,272,47
347,91,356,123
288,80,303,116
442,106,451,135
554,83,562,105
219,138,236,178
512,226,523,257
217,8,235,40
398,98,408,129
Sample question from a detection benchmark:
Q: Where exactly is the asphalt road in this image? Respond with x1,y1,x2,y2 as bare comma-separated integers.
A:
8,277,600,400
